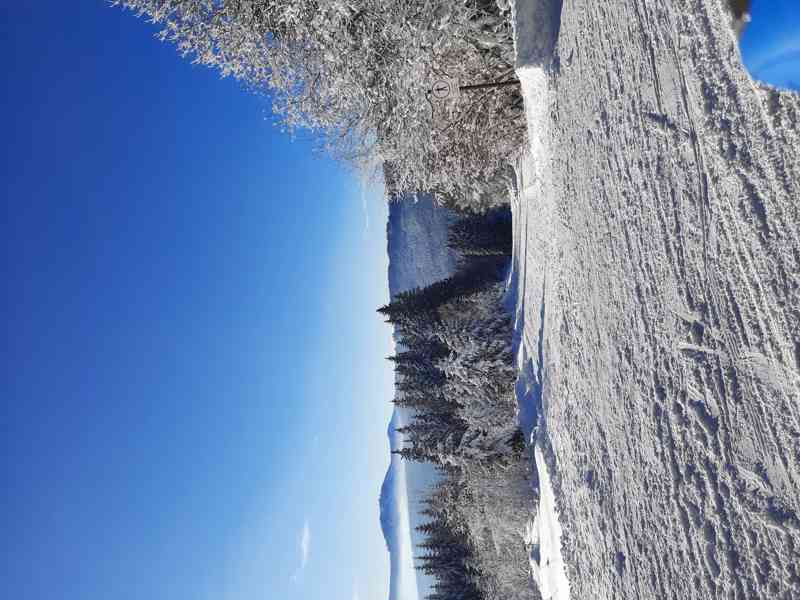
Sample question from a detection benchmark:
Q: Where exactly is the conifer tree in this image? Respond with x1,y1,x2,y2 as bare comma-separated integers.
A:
380,219,537,600
377,261,502,326
447,207,513,257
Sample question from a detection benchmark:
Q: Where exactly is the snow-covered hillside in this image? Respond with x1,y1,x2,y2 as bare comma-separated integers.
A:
511,1,800,599
380,195,459,600
386,196,459,296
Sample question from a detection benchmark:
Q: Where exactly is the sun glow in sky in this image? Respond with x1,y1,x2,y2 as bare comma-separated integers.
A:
1,4,393,600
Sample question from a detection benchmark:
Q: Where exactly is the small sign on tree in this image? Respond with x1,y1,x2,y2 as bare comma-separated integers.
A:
430,76,460,102
427,74,460,131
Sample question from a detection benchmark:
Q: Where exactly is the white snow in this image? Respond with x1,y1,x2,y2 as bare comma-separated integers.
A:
511,3,573,599
516,66,549,191
509,0,800,598
530,447,571,600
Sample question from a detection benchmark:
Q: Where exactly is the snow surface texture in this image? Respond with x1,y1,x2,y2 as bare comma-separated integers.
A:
380,196,458,600
527,447,571,600
511,0,800,599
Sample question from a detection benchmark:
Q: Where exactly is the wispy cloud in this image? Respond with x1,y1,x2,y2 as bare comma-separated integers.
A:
301,520,311,568
291,519,311,582
361,185,371,235
352,579,360,600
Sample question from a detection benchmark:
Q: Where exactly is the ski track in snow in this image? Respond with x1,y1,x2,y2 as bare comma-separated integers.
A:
511,1,800,599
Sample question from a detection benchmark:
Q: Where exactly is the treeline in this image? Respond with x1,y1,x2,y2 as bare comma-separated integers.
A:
116,0,524,210
381,210,537,600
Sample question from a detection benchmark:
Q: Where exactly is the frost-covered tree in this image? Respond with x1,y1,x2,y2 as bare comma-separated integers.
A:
434,287,520,464
115,0,525,207
377,258,505,330
414,464,537,600
386,253,516,467
448,206,512,257
382,214,537,600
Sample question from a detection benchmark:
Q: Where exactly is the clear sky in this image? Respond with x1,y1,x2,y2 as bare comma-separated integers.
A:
741,0,800,90
1,4,394,600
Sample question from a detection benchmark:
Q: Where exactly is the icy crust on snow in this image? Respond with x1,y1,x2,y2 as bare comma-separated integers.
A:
511,0,800,599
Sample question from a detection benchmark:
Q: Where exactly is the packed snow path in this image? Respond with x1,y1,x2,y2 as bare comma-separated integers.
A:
511,1,800,599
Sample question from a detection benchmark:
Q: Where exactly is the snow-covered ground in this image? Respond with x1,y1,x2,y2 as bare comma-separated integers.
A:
511,1,800,599
528,446,571,600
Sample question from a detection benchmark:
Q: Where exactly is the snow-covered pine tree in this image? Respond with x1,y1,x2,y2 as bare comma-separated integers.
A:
447,207,513,257
377,259,504,327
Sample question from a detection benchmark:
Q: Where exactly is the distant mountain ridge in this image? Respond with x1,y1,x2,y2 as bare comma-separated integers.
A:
379,412,407,600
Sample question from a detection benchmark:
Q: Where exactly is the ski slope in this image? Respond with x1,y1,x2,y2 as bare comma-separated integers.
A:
511,1,800,599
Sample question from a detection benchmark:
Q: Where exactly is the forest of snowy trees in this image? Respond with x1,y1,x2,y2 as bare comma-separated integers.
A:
109,1,800,599
115,0,524,210
381,211,536,600
114,2,536,596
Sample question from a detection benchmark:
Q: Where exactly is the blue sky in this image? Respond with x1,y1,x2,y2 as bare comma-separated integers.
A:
1,4,393,600
741,0,800,90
